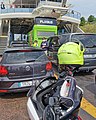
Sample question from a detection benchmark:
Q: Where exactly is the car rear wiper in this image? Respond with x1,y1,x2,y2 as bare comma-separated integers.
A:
92,45,96,47
26,59,35,62
86,44,96,48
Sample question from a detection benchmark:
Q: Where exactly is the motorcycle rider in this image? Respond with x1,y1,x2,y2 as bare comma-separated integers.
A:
41,37,48,54
41,37,48,50
33,40,38,47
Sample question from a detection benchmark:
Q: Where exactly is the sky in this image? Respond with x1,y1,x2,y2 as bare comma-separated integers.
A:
67,0,96,19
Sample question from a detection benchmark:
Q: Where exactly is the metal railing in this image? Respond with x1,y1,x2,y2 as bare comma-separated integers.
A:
0,4,81,20
0,4,36,14
0,8,33,14
65,9,81,19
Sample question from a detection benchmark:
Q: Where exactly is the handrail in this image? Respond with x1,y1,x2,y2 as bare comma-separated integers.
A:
65,9,81,19
0,3,36,14
0,3,36,9
0,8,33,14
0,4,81,20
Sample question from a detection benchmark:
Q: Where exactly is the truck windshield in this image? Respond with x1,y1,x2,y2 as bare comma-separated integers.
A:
37,31,55,37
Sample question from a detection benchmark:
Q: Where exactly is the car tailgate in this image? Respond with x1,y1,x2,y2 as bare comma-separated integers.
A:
4,62,47,79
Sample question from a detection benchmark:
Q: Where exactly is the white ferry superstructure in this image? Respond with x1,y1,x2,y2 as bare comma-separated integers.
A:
0,0,83,55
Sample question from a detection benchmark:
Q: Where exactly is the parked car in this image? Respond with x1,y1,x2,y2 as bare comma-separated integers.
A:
10,41,30,47
0,47,54,94
47,33,96,72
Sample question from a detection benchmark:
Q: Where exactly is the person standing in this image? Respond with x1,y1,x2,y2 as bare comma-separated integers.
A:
1,2,5,9
41,37,48,50
41,37,48,55
33,40,38,47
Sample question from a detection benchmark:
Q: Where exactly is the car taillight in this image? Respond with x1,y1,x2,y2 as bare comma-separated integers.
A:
46,62,52,71
0,66,8,76
0,90,8,93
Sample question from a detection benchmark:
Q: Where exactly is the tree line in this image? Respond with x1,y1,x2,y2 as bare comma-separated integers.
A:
80,15,96,26
80,15,96,33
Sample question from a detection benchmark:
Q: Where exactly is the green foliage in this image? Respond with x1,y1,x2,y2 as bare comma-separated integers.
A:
80,23,96,33
80,15,96,33
88,15,95,22
80,17,86,26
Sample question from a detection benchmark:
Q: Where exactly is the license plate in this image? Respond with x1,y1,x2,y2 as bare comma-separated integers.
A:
18,81,32,87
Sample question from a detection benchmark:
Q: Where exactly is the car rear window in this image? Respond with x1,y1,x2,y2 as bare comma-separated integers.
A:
2,51,48,64
71,34,96,48
59,35,70,45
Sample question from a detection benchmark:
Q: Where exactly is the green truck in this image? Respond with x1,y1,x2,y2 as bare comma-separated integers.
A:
28,17,57,47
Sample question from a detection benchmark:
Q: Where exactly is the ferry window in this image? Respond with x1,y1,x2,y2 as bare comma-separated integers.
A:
56,0,62,2
14,34,21,41
47,0,62,2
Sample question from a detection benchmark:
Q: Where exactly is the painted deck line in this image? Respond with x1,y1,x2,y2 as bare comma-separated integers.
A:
81,97,96,118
